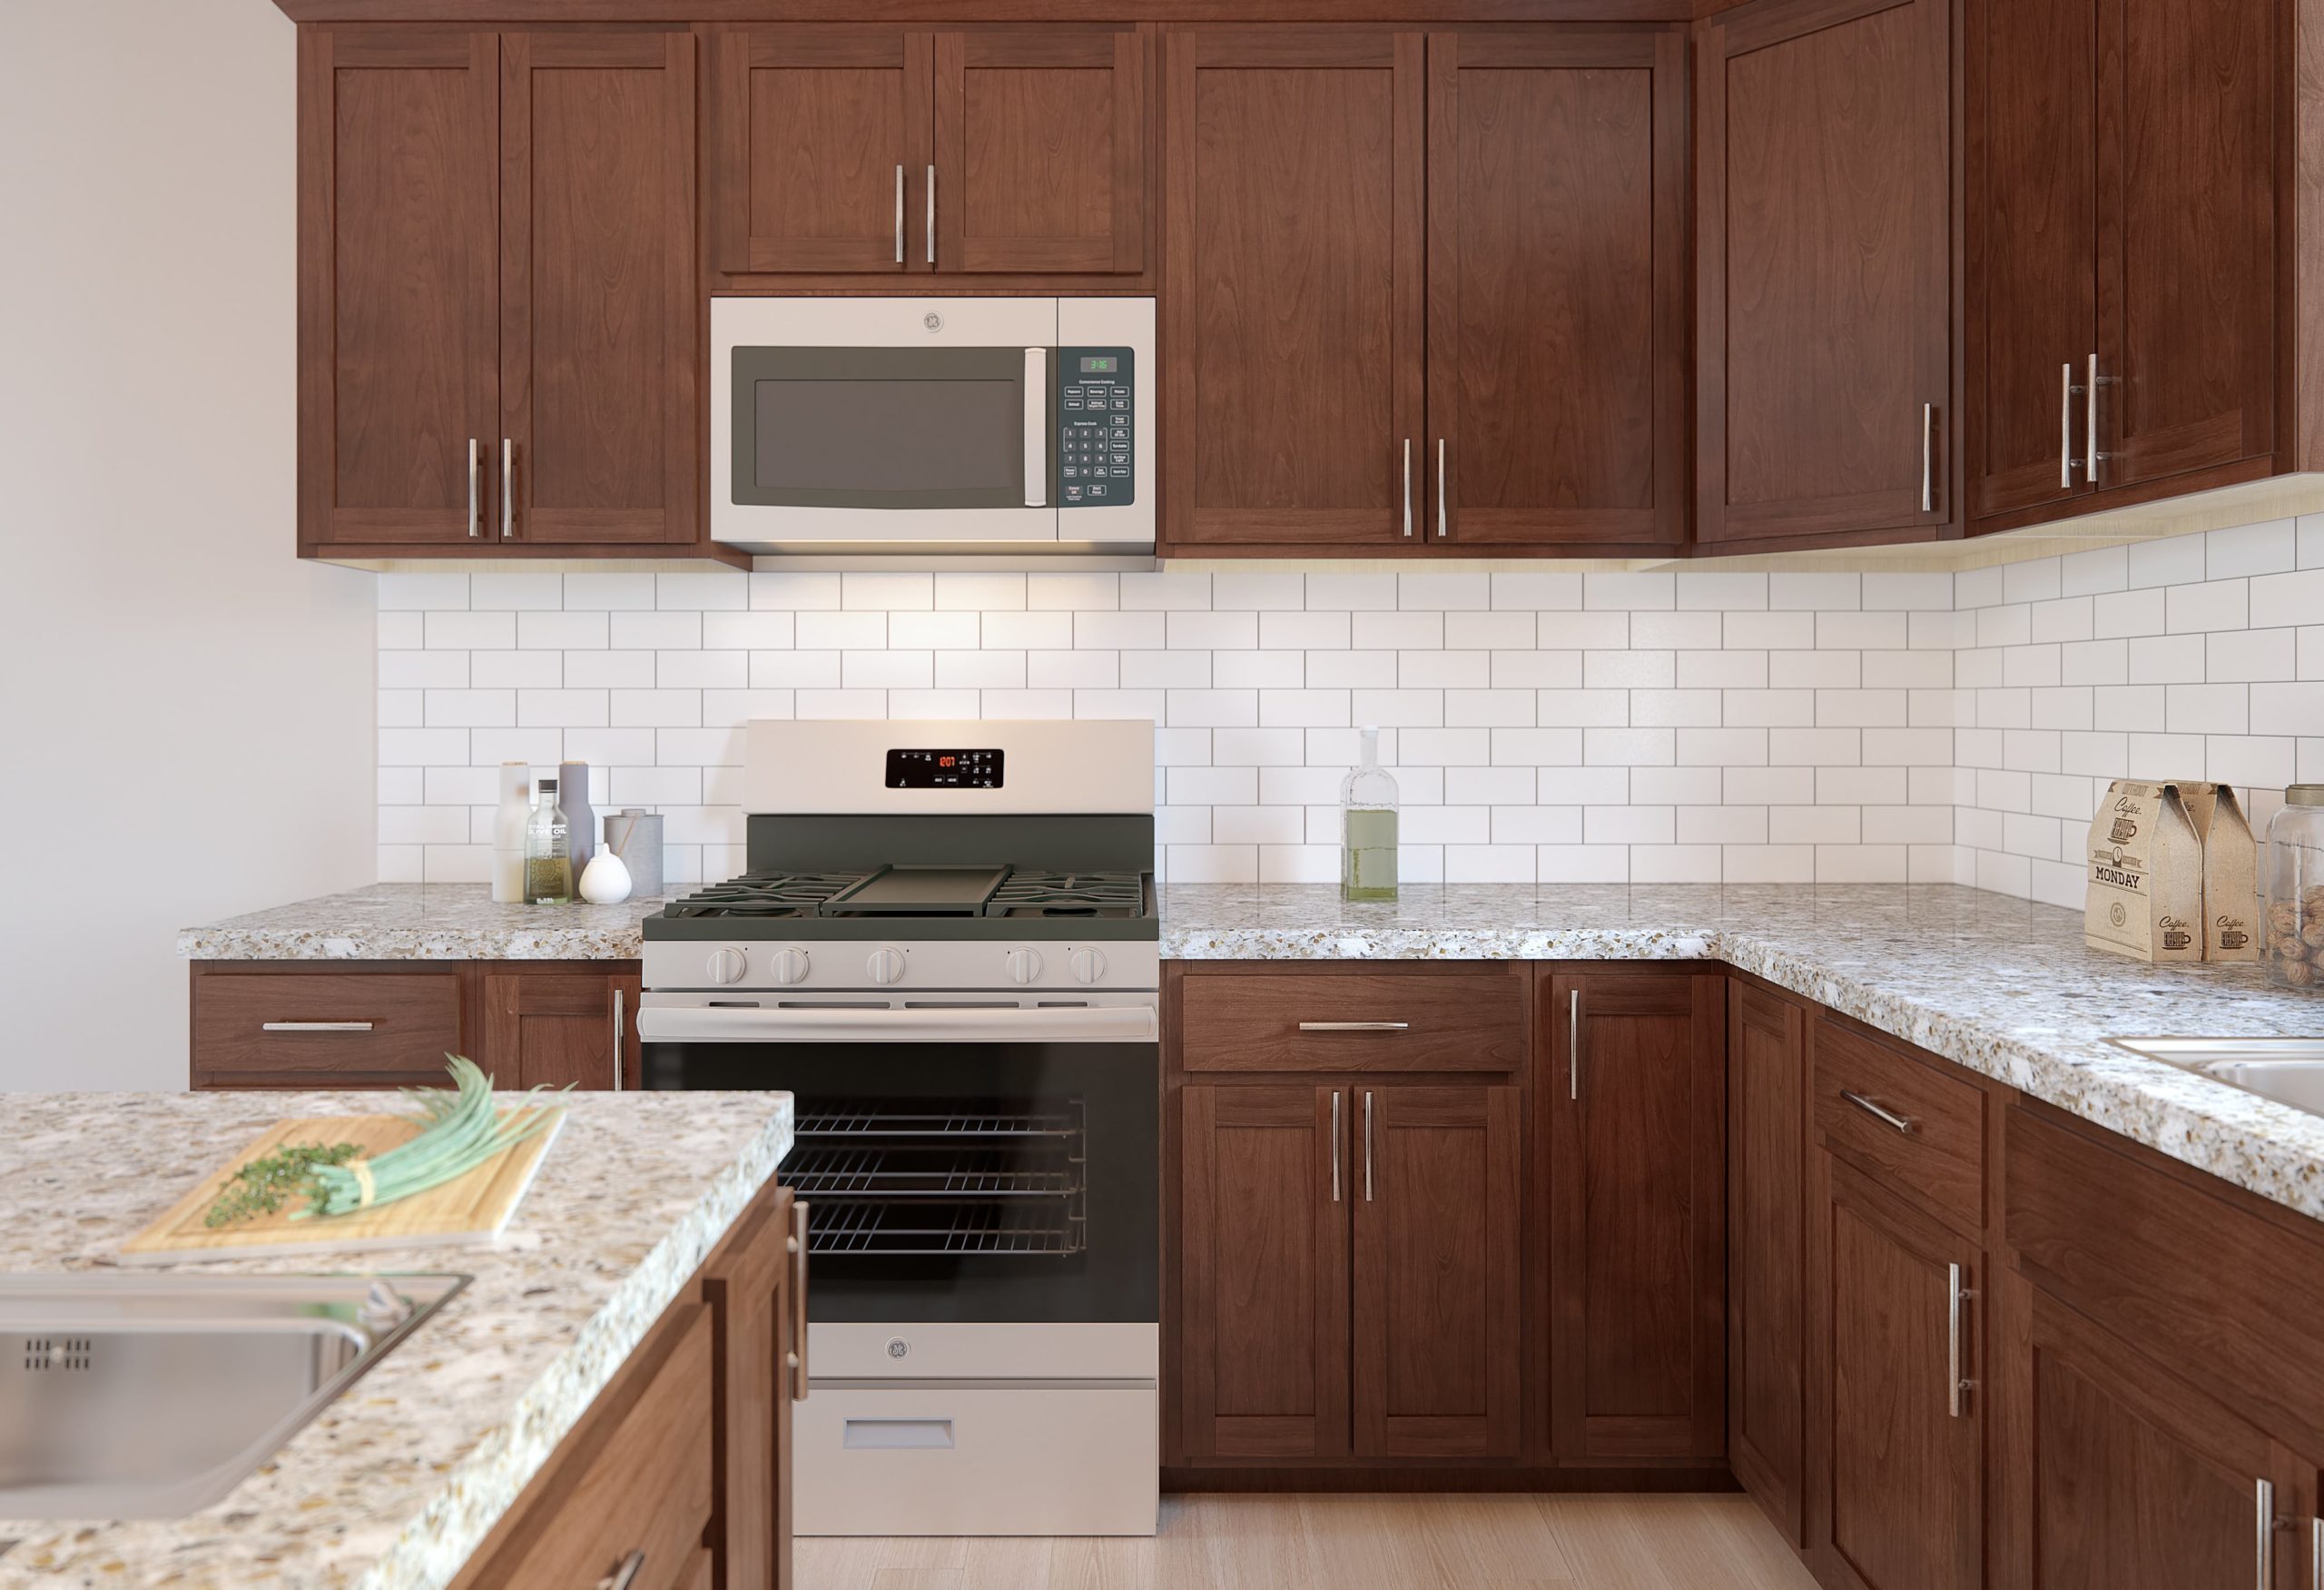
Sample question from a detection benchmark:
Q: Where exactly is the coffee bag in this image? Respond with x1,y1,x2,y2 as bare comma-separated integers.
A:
2084,780,2205,963
2176,782,2260,963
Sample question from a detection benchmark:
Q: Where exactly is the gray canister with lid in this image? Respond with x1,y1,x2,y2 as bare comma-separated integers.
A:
604,808,665,898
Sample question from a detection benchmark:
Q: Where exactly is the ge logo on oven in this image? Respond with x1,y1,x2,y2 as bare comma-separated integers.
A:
887,1337,911,1359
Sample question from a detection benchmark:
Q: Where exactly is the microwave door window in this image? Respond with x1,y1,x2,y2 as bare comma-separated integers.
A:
730,346,1038,511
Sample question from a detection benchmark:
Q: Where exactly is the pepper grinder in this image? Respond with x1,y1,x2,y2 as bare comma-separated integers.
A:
556,760,596,877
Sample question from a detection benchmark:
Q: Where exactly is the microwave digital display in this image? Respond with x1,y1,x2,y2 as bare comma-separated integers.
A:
887,748,1004,790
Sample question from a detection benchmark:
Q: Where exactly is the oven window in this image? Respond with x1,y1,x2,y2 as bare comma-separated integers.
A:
791,1097,1087,1258
729,345,1044,510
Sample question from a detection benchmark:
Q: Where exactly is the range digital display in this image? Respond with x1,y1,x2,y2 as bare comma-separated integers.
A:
886,748,1004,790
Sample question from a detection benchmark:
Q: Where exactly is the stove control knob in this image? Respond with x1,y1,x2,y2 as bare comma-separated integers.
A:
866,947,907,985
706,947,748,986
768,948,811,986
1006,948,1044,984
1068,947,1107,985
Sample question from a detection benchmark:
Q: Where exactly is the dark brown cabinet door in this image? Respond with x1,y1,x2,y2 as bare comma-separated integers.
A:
501,33,695,547
1696,0,1951,548
2098,0,2277,490
1544,970,1725,1459
1179,1084,1350,1459
2011,1283,2293,1590
482,968,637,1091
1965,0,2098,521
1163,29,1423,549
298,30,497,548
1423,30,1686,548
1728,983,1807,1545
1350,1084,1521,1459
712,26,932,274
934,28,1147,273
1806,1154,1980,1590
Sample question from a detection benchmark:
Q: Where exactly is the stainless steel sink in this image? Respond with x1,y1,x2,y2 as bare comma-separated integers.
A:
0,1272,467,1520
2110,1037,2324,1116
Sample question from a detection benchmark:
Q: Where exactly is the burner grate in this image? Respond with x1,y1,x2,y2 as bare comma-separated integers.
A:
660,865,1147,921
982,871,1147,918
660,871,866,919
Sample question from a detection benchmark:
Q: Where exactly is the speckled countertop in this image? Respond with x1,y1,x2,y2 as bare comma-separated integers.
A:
178,884,678,961
0,1090,793,1589
1161,882,2324,1224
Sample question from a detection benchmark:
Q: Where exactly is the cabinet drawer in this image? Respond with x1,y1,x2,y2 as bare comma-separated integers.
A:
494,1304,715,1590
192,971,464,1087
1811,1019,1984,1231
1179,968,1526,1072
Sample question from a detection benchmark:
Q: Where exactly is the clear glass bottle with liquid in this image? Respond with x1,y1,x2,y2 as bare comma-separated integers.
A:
1340,726,1400,902
524,776,574,906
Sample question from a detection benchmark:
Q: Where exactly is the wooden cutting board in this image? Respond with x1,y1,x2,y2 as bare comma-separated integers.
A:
118,1108,564,1264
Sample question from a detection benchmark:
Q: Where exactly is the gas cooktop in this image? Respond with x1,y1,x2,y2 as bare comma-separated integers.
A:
648,864,1154,941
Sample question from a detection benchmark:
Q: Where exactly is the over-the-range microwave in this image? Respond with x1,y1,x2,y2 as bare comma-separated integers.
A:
711,296,1155,566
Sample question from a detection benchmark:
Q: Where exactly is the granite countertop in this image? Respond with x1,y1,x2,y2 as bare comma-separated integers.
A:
1161,881,2324,1224
0,1090,793,1589
178,884,679,962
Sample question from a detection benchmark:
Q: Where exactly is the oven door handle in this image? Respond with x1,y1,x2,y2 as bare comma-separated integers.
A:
635,1003,1157,1044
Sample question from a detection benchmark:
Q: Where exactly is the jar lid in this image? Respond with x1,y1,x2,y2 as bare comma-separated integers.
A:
2290,784,2324,807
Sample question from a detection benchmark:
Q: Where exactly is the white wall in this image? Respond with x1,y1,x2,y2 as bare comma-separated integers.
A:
0,2,377,1090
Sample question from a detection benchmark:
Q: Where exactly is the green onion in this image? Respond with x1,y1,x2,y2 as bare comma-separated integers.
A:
290,1056,566,1220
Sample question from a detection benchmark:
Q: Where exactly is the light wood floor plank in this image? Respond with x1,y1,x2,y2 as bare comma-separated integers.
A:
799,1491,1813,1590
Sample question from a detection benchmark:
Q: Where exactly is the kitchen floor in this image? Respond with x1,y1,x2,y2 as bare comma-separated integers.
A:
796,1492,1818,1587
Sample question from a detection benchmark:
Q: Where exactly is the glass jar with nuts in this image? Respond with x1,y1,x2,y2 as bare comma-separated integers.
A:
2265,785,2324,990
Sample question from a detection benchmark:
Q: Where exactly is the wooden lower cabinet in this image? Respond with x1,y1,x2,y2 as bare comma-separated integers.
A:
1543,969,1726,1460
1728,981,1807,1543
448,1181,803,1590
1805,1152,1983,1590
191,961,638,1091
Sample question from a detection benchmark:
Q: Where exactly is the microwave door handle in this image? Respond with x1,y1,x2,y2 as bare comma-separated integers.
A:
1023,347,1049,508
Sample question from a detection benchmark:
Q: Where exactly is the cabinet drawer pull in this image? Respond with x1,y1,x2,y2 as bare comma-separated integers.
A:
787,1199,811,1402
893,163,905,264
261,1021,374,1032
1946,1262,1975,1418
597,1548,645,1590
1298,1021,1409,1032
612,989,625,1092
1363,1090,1374,1202
1841,1089,1914,1133
2256,1478,2274,1590
1330,1090,1342,1203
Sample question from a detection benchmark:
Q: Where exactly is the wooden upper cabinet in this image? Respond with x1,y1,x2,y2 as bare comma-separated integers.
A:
1965,0,2097,522
2099,0,2276,491
1351,1084,1522,1460
501,33,695,547
1163,29,1423,549
935,28,1147,273
1424,30,1686,549
299,30,497,547
712,27,932,274
1696,0,1952,548
1178,1084,1350,1461
1728,983,1807,1546
1544,970,1726,1460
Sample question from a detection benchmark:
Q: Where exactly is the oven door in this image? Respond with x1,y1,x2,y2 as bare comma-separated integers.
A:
711,296,1059,548
639,1002,1157,1328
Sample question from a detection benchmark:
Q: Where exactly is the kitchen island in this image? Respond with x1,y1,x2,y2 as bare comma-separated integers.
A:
0,1089,793,1589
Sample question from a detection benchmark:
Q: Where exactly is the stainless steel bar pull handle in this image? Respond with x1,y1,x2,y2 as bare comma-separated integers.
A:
467,438,480,537
1330,1090,1343,1203
2059,363,2088,489
2087,352,2105,485
788,1200,810,1401
1920,403,1935,512
1363,1090,1374,1201
1569,990,1581,1101
1435,438,1448,537
500,439,514,538
597,1548,646,1590
1841,1090,1915,1134
2309,1513,2319,1590
611,989,625,1092
894,164,905,264
2255,1478,2274,1590
261,1021,374,1032
1299,1021,1409,1032
1946,1262,1975,1418
925,163,936,265
1402,439,1413,537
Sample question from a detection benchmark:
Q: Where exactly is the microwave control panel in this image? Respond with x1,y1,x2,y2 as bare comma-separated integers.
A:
1057,348,1135,508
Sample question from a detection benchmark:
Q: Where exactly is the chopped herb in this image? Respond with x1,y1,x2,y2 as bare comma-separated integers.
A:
204,1140,362,1227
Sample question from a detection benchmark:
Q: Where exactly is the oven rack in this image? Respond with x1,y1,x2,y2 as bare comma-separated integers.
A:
783,1143,1081,1198
809,1199,1084,1257
794,1102,1081,1141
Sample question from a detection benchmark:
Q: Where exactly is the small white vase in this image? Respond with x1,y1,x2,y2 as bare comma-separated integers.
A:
578,851,633,905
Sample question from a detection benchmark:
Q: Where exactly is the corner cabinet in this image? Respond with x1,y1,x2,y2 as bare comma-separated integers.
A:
1728,981,1808,1544
298,27,716,563
1694,0,1954,551
707,24,1149,283
1161,25,1687,558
